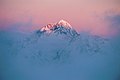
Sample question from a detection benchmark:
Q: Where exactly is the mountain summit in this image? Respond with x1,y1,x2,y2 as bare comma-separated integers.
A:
57,20,72,28
41,20,72,32
36,20,79,38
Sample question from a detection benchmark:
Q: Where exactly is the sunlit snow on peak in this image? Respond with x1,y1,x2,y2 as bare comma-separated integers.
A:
57,19,72,28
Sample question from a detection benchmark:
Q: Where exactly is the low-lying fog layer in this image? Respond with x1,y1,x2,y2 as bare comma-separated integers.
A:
0,31,120,80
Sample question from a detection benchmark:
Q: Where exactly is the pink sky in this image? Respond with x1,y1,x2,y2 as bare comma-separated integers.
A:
0,0,120,36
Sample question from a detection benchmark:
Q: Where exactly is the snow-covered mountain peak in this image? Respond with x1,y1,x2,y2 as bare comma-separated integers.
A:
38,20,78,38
41,20,72,32
57,19,72,29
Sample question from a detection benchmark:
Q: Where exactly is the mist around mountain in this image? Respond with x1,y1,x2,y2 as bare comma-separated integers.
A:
0,20,120,80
